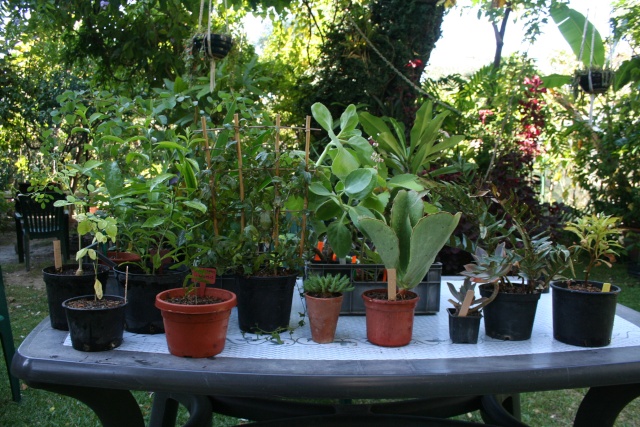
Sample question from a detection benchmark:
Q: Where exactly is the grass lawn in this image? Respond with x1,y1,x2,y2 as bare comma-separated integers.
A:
0,262,639,426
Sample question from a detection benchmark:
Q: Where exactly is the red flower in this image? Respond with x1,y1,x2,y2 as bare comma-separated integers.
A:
405,59,423,69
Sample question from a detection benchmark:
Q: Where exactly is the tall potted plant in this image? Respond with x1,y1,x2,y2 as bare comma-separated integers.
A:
111,135,207,334
356,190,460,347
308,103,443,315
551,214,624,347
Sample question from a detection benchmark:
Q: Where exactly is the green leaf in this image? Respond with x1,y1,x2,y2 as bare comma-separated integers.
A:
309,182,333,197
182,200,207,213
358,217,400,270
157,140,188,152
142,216,166,228
339,105,359,135
331,146,360,180
551,4,604,68
315,200,342,220
311,103,334,134
388,174,423,191
103,161,124,197
541,74,573,89
344,168,377,200
326,221,351,259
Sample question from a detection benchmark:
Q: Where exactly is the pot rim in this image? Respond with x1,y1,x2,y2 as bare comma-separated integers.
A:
62,294,127,311
155,287,237,314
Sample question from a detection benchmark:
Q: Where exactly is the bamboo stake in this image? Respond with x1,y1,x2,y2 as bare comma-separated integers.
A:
201,117,219,235
299,115,311,258
234,114,245,230
53,240,62,272
273,115,281,250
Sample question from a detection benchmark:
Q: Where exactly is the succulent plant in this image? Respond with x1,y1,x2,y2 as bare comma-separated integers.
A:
460,242,517,288
357,190,460,295
447,278,497,317
303,273,354,298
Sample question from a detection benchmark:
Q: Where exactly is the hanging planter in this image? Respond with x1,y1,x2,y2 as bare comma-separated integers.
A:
192,33,233,60
575,68,614,94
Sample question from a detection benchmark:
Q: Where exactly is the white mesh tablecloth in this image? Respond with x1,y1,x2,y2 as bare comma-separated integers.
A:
64,277,640,360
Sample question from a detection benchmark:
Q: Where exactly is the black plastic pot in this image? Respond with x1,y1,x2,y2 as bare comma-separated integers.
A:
447,308,481,344
63,295,126,352
192,33,233,60
479,284,541,341
113,265,188,334
43,264,110,331
237,274,297,333
213,273,239,295
551,280,621,347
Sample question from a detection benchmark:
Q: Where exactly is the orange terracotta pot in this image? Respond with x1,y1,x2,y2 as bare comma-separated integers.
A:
361,289,419,347
305,293,343,344
155,287,236,358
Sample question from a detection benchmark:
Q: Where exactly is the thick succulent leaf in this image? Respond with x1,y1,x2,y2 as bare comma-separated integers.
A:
344,168,377,200
331,146,359,180
358,217,400,270
403,212,461,289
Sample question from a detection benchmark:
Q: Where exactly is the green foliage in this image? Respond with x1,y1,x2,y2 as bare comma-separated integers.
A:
303,273,354,297
565,214,624,284
359,100,465,177
550,4,605,68
357,190,461,290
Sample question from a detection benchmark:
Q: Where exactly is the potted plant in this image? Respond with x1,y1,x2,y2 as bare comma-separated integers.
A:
551,214,624,347
111,135,207,334
303,273,353,343
60,210,126,352
29,165,113,331
575,68,614,94
356,190,460,347
155,271,237,358
42,165,127,351
446,278,497,344
308,103,443,315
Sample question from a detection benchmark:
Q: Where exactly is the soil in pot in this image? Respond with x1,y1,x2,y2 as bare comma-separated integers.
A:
305,292,343,344
63,295,126,352
447,308,482,344
361,289,419,347
43,264,110,331
156,287,236,358
113,264,188,334
479,284,541,341
551,280,620,347
237,273,297,333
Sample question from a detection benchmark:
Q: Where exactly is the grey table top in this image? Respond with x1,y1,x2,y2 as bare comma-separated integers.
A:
12,278,640,399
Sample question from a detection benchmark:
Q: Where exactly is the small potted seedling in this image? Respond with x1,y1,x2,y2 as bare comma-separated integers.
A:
447,278,497,344
303,273,354,343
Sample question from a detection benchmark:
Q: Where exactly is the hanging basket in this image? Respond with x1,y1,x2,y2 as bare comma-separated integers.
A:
576,69,614,94
192,33,233,60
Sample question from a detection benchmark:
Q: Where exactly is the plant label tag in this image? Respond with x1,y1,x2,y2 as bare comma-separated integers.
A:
387,268,397,301
53,240,62,271
602,283,611,292
459,289,475,317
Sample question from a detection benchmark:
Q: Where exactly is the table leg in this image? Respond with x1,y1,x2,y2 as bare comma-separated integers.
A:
27,382,144,427
574,384,640,427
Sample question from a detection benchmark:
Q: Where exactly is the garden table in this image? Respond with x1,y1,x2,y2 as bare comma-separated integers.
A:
11,277,640,427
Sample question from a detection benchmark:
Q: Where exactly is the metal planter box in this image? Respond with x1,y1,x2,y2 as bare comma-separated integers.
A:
306,262,442,315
